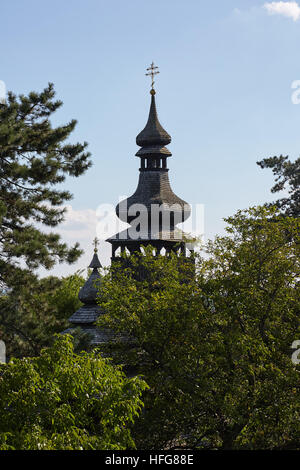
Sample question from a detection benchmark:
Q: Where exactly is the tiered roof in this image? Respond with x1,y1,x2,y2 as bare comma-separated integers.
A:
107,67,191,252
64,248,113,345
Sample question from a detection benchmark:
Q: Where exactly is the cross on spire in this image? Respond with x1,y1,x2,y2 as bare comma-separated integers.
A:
145,62,160,90
93,237,99,253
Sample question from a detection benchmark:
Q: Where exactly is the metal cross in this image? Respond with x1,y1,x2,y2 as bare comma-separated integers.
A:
145,62,160,90
93,237,99,253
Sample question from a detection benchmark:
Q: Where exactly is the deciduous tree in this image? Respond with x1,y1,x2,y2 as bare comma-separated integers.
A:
0,335,147,450
97,207,300,450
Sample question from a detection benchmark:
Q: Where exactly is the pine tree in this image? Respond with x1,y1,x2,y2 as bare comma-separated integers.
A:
0,83,91,289
257,155,300,217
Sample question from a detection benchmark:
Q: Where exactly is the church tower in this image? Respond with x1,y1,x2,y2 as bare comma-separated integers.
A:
107,63,192,258
63,240,113,346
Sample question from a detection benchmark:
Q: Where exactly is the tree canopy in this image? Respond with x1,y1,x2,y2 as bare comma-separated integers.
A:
0,83,91,289
97,207,300,450
0,272,85,359
0,335,147,450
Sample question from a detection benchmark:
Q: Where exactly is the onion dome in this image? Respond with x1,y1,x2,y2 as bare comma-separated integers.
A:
78,252,102,305
136,90,172,158
69,249,103,324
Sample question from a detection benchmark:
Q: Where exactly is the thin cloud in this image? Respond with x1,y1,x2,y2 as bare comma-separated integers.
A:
37,205,113,277
264,1,300,21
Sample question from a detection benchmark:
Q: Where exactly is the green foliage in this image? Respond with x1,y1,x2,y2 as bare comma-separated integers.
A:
0,83,91,289
0,273,85,359
257,155,300,217
0,335,147,450
97,207,300,450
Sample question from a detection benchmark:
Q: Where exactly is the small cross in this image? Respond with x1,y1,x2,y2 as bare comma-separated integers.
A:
145,62,160,90
93,237,99,253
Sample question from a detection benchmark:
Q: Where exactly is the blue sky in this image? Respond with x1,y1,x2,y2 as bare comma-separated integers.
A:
1,0,300,275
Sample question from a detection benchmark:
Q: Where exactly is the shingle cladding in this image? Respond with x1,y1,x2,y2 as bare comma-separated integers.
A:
108,227,186,243
68,304,102,324
116,170,190,224
136,93,171,150
63,325,114,346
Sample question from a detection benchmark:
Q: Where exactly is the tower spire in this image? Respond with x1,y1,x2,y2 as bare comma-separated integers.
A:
107,66,191,258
